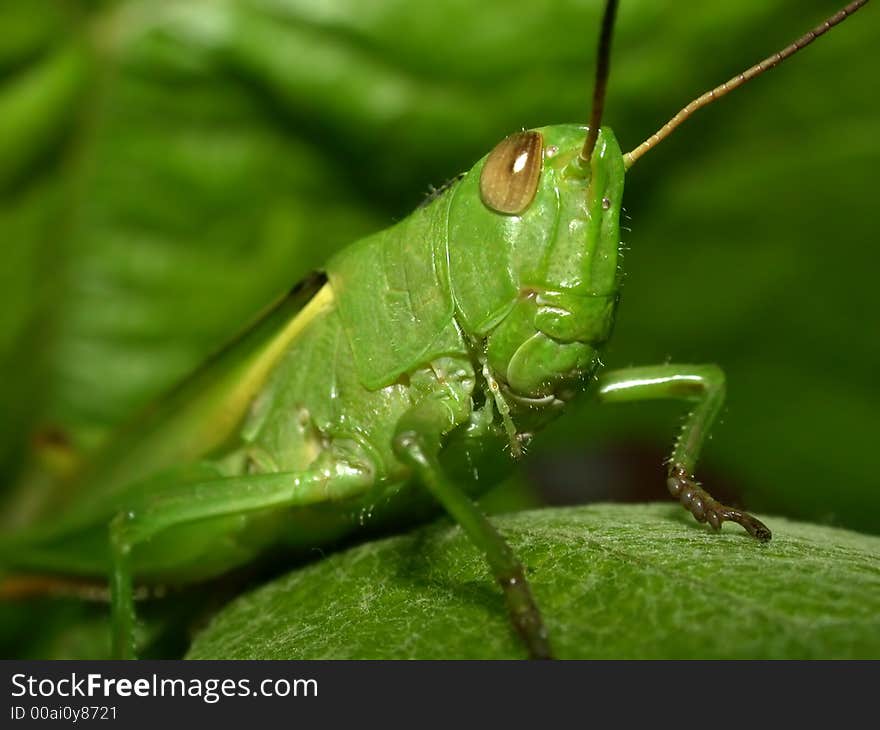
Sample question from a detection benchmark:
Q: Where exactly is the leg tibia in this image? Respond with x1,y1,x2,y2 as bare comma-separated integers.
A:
393,397,551,659
596,364,771,542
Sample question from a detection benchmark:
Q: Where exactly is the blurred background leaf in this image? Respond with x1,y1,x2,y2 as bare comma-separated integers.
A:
0,0,878,657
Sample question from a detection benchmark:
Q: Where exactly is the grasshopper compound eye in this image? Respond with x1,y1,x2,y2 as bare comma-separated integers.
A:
479,131,544,215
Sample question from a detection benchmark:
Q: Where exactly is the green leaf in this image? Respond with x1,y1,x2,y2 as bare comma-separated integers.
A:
186,504,880,659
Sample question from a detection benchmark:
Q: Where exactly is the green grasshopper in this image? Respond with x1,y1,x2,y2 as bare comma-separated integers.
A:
0,0,869,660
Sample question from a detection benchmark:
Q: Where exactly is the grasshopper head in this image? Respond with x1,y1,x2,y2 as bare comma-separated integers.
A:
462,123,625,404
503,123,625,301
472,0,625,408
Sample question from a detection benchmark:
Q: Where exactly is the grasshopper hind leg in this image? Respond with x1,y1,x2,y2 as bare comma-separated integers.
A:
108,454,374,658
596,363,771,541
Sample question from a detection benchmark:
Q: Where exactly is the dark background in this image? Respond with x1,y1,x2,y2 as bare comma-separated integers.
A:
1,0,878,657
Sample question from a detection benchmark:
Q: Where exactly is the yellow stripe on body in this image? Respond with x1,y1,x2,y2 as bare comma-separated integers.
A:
183,284,336,459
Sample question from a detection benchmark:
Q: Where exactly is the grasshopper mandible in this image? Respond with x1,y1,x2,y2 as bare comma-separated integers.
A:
0,0,869,660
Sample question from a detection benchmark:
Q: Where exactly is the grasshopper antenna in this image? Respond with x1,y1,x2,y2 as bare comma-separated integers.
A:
624,0,870,169
581,0,620,162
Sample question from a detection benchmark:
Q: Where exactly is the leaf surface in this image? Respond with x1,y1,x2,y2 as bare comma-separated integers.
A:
188,504,880,659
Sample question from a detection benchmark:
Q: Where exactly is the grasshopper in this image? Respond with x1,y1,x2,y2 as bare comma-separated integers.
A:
0,0,869,660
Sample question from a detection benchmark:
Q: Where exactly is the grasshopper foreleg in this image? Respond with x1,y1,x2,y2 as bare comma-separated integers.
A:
596,364,771,541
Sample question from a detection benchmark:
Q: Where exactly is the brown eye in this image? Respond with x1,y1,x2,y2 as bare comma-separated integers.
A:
479,131,544,215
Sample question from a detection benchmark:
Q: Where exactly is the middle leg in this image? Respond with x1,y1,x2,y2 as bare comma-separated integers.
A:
393,396,552,659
